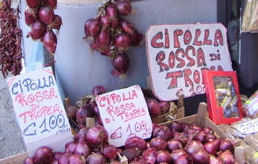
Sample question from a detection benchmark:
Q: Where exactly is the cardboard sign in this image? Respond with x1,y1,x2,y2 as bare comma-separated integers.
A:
146,23,233,101
234,118,258,135
7,67,73,155
96,85,153,147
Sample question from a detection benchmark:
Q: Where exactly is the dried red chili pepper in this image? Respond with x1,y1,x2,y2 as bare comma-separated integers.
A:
0,0,23,77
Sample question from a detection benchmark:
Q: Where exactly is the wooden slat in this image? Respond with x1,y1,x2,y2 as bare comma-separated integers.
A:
0,152,27,164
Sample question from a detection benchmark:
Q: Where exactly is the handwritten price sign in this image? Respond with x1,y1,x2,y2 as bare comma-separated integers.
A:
146,23,233,101
7,67,73,155
233,118,258,135
96,85,153,147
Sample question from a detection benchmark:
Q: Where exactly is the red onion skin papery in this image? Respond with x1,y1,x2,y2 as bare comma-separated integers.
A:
142,148,157,164
112,53,129,76
105,4,117,18
58,153,71,164
219,139,234,153
47,0,57,9
49,15,62,30
34,146,53,164
69,154,86,164
115,0,132,16
75,127,88,142
191,150,210,164
152,125,173,141
30,21,46,40
86,126,108,145
159,101,170,114
42,30,57,54
66,105,78,120
75,106,91,126
38,6,54,25
156,151,172,163
26,0,41,8
218,150,236,164
210,155,223,164
84,18,100,37
54,152,64,161
171,149,188,162
74,142,90,157
146,98,162,117
125,136,147,151
95,28,111,48
65,141,77,154
204,139,220,155
121,148,141,162
175,154,193,164
149,138,168,151
114,33,131,50
168,139,183,152
169,121,183,132
92,85,106,96
25,8,37,26
102,144,119,160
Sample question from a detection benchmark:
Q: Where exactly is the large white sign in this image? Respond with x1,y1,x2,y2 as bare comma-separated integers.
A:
234,118,258,135
146,23,233,101
96,85,153,147
7,67,73,155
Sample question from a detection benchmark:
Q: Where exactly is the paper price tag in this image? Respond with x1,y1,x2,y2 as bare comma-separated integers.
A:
96,85,153,147
11,0,20,9
233,118,258,135
7,67,73,155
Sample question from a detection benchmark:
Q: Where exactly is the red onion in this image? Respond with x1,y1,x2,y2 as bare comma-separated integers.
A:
203,127,213,134
42,30,57,54
26,0,41,8
207,134,217,141
191,124,202,132
169,121,183,132
111,17,119,28
75,127,88,142
150,138,167,150
105,4,117,18
86,153,106,164
102,144,119,159
195,131,208,143
121,20,134,35
34,146,53,164
219,139,234,153
168,139,182,152
146,98,161,117
186,140,204,155
115,0,132,16
129,31,143,47
152,125,172,141
58,154,71,164
30,21,46,40
210,155,223,164
175,154,193,164
171,149,188,161
100,15,111,28
192,150,209,164
75,142,90,157
54,152,63,161
38,6,54,25
173,132,188,147
186,129,198,141
24,157,34,164
95,28,111,47
112,53,129,74
65,141,77,154
218,150,236,164
47,0,57,9
110,161,121,164
142,148,157,164
49,15,62,30
86,125,108,145
84,18,100,37
92,85,106,96
69,154,86,164
25,8,37,26
76,106,91,125
51,160,58,164
121,148,141,161
114,33,131,50
204,139,220,155
66,105,78,120
125,136,147,151
156,151,172,163
93,105,99,114
182,123,190,132
159,101,170,114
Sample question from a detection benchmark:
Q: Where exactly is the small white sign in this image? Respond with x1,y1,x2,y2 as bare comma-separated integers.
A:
146,23,233,101
11,0,20,9
234,118,258,135
96,85,153,147
7,67,73,155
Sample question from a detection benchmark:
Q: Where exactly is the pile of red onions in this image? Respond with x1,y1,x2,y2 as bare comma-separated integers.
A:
24,125,119,164
84,0,142,78
0,0,22,77
25,0,62,54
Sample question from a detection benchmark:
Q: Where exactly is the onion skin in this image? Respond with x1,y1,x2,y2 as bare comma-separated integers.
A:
23,157,34,164
34,146,53,164
167,139,182,152
102,144,119,159
218,150,236,164
26,0,41,8
75,128,88,142
65,141,77,154
115,0,132,16
121,148,141,162
69,154,86,164
152,125,173,141
146,98,162,117
149,138,168,151
25,9,37,26
54,152,63,161
38,6,54,25
67,105,78,120
76,107,90,125
95,28,111,47
112,53,129,74
175,154,193,164
159,101,170,114
100,15,111,28
169,121,183,132
92,85,106,96
219,139,234,153
30,21,46,40
84,18,100,37
47,0,57,9
114,33,131,50
42,30,57,54
106,4,117,18
51,160,58,164
192,150,209,164
74,142,90,157
86,126,108,145
171,149,188,162
204,139,220,155
156,151,172,163
58,154,71,164
125,136,147,151
186,140,204,155
142,148,157,164
195,131,208,143
121,20,134,35
209,155,223,164
50,15,62,30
